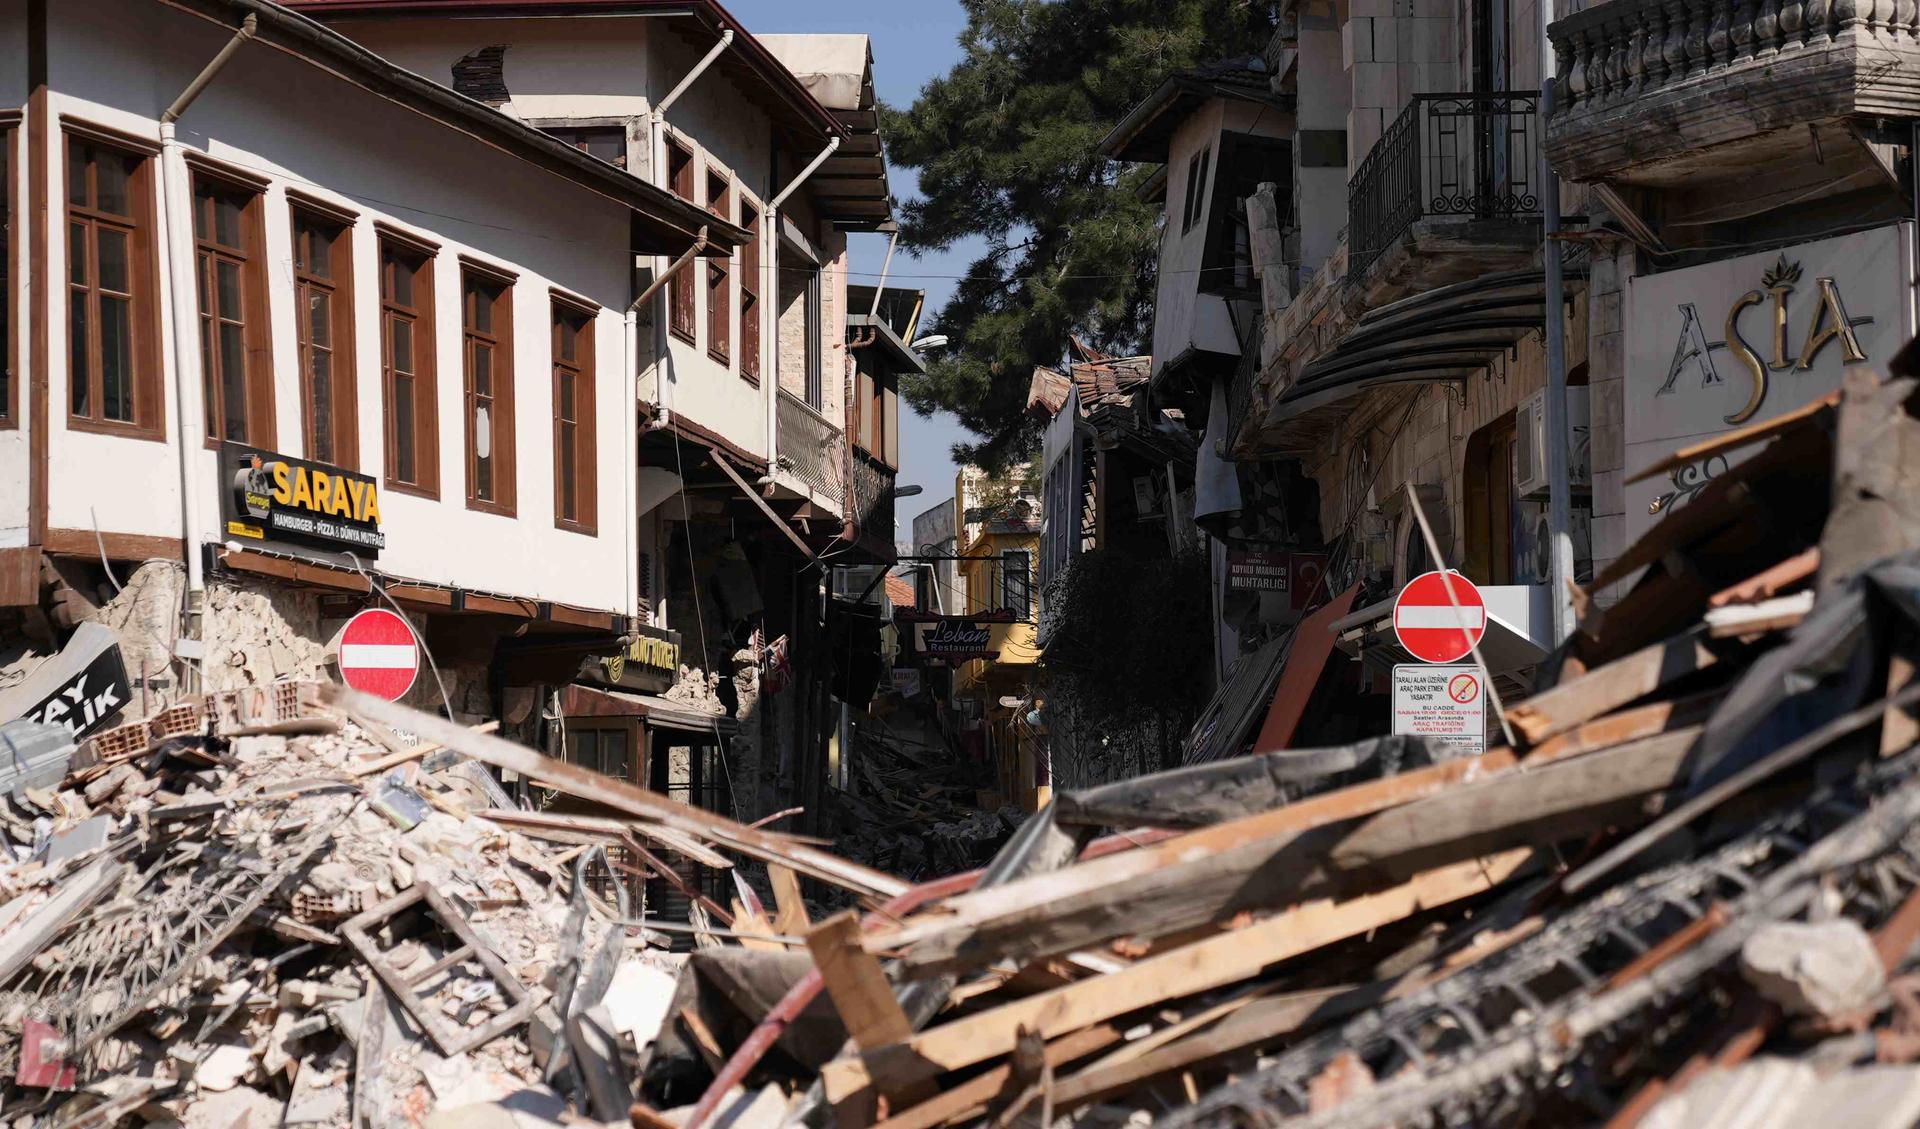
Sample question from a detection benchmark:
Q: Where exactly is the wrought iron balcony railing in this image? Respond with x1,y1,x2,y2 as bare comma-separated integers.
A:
775,390,844,503
851,451,896,557
1347,92,1543,281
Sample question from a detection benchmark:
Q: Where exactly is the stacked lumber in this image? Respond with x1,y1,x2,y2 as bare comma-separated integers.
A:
702,369,1920,1127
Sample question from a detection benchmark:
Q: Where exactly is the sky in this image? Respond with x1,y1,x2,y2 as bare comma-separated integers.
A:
723,0,985,541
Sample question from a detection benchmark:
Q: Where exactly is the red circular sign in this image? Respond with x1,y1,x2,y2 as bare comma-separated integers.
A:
1393,570,1487,664
334,609,419,701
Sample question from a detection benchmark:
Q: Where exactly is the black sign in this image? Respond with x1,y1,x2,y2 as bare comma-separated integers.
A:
916,619,998,663
21,643,130,739
219,443,384,557
578,624,685,695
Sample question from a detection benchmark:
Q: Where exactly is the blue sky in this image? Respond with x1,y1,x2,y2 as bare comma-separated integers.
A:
724,0,983,535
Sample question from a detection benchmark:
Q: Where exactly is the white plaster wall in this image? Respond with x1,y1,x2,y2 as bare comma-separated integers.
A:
1,103,27,549
40,0,636,612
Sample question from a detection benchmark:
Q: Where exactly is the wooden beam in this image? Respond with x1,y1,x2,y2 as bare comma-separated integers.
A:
821,850,1533,1103
711,450,816,561
1708,547,1820,608
462,592,538,618
808,912,913,1051
869,1024,1125,1129
43,528,184,562
769,864,810,935
328,687,906,898
1506,630,1718,745
1520,689,1721,763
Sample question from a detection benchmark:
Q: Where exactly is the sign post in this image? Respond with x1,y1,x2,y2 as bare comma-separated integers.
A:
1392,570,1487,665
331,609,420,701
1393,664,1487,756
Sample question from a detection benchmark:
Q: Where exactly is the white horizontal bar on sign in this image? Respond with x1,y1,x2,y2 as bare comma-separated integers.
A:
340,643,419,670
1395,606,1486,630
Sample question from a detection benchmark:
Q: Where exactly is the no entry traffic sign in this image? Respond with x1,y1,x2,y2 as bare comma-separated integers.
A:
332,609,419,701
1393,570,1486,664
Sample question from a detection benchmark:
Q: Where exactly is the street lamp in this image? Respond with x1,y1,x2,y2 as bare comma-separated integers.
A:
910,334,949,351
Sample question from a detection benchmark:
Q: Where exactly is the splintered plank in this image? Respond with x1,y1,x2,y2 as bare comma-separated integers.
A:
1505,630,1718,745
808,911,913,1053
820,850,1532,1104
769,864,810,935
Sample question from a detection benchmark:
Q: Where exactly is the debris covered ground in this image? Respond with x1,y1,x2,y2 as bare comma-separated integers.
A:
9,371,1920,1127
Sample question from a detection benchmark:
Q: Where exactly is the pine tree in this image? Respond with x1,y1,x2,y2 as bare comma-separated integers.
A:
887,0,1274,469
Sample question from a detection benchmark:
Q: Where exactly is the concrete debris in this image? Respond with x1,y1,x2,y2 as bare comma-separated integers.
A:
1643,1058,1920,1129
1742,919,1888,1023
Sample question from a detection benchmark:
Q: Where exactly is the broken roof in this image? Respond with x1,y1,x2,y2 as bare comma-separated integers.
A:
1099,54,1293,164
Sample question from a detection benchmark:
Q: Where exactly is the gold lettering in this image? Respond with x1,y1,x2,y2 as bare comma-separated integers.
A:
362,483,380,526
1798,276,1870,370
1768,285,1795,371
272,462,292,504
1723,289,1768,425
310,472,332,514
289,468,313,510
329,475,354,517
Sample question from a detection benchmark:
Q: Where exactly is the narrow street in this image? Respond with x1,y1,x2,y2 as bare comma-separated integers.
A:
4,0,1920,1126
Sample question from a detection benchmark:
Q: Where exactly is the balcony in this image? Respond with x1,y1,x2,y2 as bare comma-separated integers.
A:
1347,92,1544,298
1547,0,1920,187
849,452,897,563
773,390,845,512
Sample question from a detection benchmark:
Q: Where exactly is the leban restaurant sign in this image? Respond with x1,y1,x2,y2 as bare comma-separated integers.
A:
1625,223,1916,540
221,443,385,557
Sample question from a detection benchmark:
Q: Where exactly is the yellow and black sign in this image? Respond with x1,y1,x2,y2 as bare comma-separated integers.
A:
219,443,385,557
580,624,683,694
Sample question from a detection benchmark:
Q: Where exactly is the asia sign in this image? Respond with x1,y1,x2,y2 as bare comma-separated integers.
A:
219,443,385,557
1626,223,1916,541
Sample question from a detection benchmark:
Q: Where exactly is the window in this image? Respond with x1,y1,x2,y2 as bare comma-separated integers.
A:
1181,145,1211,234
1463,412,1519,586
706,171,730,365
1201,133,1292,297
292,205,356,467
543,125,626,168
740,207,760,384
552,299,597,534
462,266,515,514
193,173,272,446
379,235,437,496
665,139,695,343
65,133,161,436
852,362,898,469
1003,550,1033,619
804,270,823,407
564,721,632,781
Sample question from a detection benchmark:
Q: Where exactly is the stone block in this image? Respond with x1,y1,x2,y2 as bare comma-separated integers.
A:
1596,290,1623,329
1590,467,1624,515
1371,17,1398,61
1740,920,1884,1023
1590,512,1626,563
1589,331,1624,383
1348,0,1392,18
1352,63,1399,111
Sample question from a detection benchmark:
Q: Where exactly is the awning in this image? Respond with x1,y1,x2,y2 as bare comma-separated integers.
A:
560,684,737,737
1249,268,1585,456
1330,583,1552,686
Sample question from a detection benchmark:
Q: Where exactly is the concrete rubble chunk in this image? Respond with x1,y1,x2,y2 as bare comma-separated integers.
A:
1740,919,1886,1022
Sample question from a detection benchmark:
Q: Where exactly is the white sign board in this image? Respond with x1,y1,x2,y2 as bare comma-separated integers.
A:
1625,222,1916,545
1392,664,1486,757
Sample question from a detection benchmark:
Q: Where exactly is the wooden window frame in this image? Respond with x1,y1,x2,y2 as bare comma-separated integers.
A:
377,226,439,499
191,165,274,449
62,123,164,441
705,169,731,366
461,260,516,516
551,293,598,536
290,196,359,469
739,197,761,385
665,137,695,345
2,117,16,429
562,717,639,784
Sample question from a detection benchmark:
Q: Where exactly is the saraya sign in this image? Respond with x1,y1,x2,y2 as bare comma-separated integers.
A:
220,442,385,557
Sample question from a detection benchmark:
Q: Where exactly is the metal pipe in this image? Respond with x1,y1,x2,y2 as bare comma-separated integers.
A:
159,14,257,642
162,14,256,123
768,137,841,212
629,225,709,312
624,304,640,622
868,229,899,319
654,29,732,121
1539,0,1576,643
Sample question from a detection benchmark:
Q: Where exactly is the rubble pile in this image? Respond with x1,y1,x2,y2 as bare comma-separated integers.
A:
831,713,1011,882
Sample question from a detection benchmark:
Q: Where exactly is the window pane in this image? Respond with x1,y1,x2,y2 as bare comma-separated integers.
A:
603,730,630,780
393,373,416,482
215,194,243,248
471,343,491,396
68,293,89,415
66,144,87,207
557,317,577,363
386,252,412,307
101,295,131,422
216,259,242,319
307,289,331,349
192,190,209,242
67,223,86,285
467,279,492,334
558,370,575,420
96,152,132,217
559,420,576,519
220,322,247,439
97,228,128,294
309,348,334,464
305,224,331,278
201,320,217,437
390,318,413,375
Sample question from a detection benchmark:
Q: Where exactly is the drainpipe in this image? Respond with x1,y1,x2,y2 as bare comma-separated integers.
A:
624,302,640,625
764,138,842,471
160,13,256,644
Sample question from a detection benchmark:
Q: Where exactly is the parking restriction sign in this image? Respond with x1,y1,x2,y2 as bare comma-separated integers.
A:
1392,663,1486,756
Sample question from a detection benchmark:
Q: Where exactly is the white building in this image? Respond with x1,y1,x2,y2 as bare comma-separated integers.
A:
1,0,733,721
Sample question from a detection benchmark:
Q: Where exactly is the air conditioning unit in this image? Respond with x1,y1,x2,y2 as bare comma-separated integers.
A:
1514,387,1592,499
